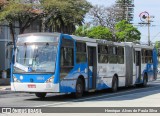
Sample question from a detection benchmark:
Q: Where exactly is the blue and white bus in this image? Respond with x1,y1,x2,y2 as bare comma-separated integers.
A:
11,32,158,98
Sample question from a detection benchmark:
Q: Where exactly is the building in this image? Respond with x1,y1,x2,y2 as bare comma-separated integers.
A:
116,0,134,23
0,24,12,71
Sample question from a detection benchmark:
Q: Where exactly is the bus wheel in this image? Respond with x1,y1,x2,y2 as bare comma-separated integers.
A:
112,76,118,92
75,78,83,98
35,92,46,99
142,74,148,87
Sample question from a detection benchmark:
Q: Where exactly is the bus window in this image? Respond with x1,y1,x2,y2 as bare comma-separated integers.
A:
98,45,108,63
108,46,117,63
61,47,74,66
117,47,124,64
142,49,153,63
60,38,74,78
76,42,86,63
142,49,146,63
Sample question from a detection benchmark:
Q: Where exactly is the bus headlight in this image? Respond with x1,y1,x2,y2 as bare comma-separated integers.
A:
45,76,54,83
13,76,21,83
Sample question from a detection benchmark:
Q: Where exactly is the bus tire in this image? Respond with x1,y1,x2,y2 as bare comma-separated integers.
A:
142,73,148,87
112,76,118,92
35,92,46,99
75,78,84,98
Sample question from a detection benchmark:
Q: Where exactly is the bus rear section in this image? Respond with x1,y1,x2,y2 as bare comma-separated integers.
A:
134,46,158,86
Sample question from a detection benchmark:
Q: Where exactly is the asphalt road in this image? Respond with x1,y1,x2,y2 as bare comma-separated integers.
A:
0,79,160,107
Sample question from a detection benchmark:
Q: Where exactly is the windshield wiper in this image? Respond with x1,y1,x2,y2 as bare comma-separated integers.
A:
14,62,28,72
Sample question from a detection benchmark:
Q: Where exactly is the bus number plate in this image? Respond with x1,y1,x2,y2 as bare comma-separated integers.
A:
28,84,36,88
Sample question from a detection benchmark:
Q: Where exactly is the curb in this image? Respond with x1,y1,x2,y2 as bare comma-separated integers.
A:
0,87,11,91
0,87,24,94
0,87,12,94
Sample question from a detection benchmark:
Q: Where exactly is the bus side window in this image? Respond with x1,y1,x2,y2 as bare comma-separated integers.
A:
76,42,86,63
117,46,124,64
108,46,117,63
60,38,74,79
98,45,108,63
60,47,74,66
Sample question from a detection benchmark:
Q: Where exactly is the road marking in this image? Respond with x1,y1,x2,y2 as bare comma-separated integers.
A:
35,85,160,107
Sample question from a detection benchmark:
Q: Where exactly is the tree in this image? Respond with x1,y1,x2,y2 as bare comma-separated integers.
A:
0,0,91,46
88,4,123,39
0,0,42,46
155,41,160,50
115,20,141,42
75,26,112,40
74,25,89,37
42,0,92,34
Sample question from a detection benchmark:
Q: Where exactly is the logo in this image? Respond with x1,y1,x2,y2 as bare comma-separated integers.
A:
2,108,11,114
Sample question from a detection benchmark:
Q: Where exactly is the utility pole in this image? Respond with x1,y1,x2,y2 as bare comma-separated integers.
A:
147,16,151,46
139,11,154,46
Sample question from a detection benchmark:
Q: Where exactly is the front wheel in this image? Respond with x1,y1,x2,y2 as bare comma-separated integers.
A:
35,92,47,99
74,78,84,98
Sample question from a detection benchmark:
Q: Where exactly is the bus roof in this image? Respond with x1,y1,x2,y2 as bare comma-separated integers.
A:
17,33,155,49
70,35,97,43
18,32,61,38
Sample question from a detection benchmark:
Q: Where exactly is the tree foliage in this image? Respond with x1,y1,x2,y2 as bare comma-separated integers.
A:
75,21,140,42
88,4,123,39
75,26,112,40
0,0,91,43
40,0,92,33
0,0,42,43
115,20,141,42
155,41,160,50
87,26,112,40
74,25,89,37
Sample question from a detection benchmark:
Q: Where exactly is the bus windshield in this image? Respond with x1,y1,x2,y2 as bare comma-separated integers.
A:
14,43,57,73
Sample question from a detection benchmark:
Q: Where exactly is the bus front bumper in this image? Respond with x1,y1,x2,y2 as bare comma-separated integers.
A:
11,82,60,93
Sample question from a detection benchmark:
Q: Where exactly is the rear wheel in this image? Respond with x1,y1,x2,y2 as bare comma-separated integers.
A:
35,92,47,99
112,76,118,92
74,78,84,98
142,74,148,87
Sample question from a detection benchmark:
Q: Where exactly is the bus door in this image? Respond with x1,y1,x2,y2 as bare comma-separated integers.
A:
87,46,97,90
135,50,141,83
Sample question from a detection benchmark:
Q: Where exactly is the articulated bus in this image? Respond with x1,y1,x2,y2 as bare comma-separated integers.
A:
11,33,158,98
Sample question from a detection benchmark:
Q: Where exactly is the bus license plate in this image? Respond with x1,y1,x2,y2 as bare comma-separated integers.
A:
28,84,36,88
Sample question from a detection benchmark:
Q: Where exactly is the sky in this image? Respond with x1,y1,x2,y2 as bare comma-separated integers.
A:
87,0,160,44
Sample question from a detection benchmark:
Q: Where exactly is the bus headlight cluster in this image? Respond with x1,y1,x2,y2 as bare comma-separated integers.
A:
45,76,54,83
13,76,21,83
